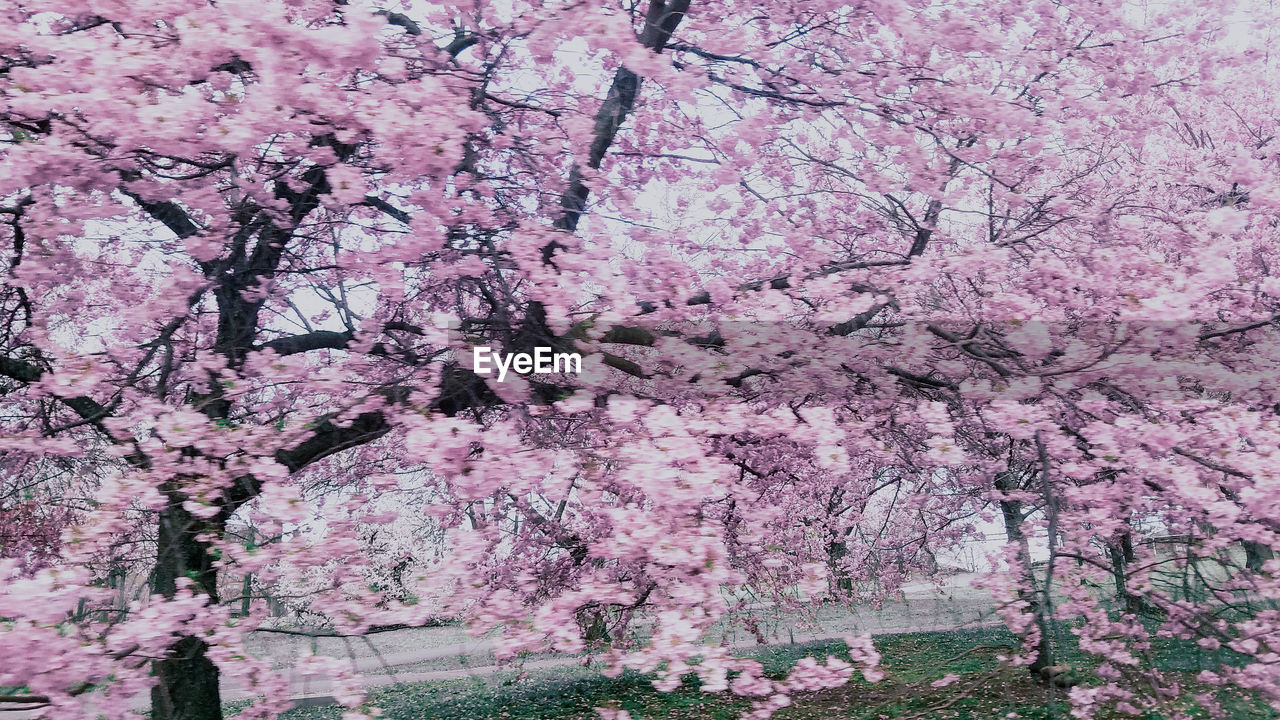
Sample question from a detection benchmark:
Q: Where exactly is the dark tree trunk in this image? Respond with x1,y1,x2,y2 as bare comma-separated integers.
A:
827,537,854,595
151,499,223,720
151,636,222,720
1244,540,1273,574
996,471,1054,676
239,527,255,617
1107,531,1148,615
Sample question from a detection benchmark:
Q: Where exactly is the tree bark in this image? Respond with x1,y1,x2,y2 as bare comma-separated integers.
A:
1107,530,1149,614
995,471,1054,676
1244,540,1273,574
151,500,223,720
151,635,222,720
238,527,256,617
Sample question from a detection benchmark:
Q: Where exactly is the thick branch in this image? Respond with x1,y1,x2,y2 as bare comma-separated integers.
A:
274,410,392,475
121,189,201,241
0,355,112,422
549,0,691,248
260,330,353,356
0,695,50,705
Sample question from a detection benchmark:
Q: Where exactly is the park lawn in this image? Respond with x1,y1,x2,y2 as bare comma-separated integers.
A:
260,627,1274,720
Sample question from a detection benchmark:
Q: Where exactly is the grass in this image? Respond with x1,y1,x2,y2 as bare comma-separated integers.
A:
244,627,1276,720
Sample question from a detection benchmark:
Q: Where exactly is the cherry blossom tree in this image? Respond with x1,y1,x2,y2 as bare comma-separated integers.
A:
1,1,1277,720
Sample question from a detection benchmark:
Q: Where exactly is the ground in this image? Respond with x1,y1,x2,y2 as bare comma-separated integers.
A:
247,627,1277,720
